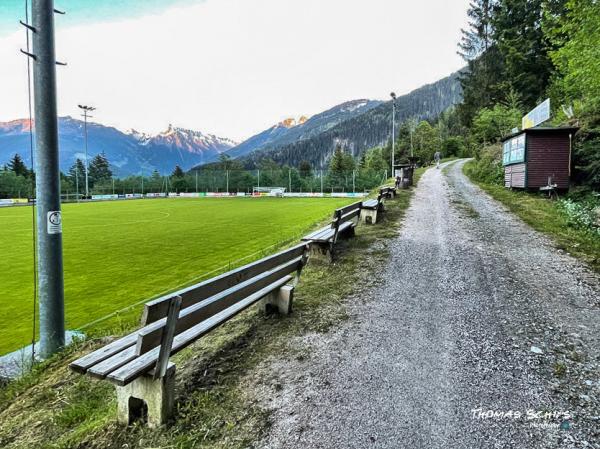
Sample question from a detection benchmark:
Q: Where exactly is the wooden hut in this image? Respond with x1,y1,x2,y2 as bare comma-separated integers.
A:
501,127,578,190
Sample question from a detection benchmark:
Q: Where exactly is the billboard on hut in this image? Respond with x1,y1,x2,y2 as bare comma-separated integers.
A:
522,99,550,130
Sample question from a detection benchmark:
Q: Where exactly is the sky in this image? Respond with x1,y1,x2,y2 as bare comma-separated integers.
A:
0,0,470,142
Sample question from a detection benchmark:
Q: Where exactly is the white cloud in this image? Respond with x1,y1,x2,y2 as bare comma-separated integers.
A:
0,0,469,141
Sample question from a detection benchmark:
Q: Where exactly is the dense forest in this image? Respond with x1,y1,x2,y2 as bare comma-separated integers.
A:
457,0,599,190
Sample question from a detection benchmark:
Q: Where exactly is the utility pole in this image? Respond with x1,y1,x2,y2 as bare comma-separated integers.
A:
141,172,144,195
226,170,229,194
320,169,323,194
27,0,65,358
390,92,396,179
288,168,291,193
195,171,198,193
78,104,95,198
75,165,79,203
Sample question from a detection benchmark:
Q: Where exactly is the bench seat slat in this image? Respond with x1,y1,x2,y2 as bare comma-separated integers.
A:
302,225,332,241
87,346,137,379
107,275,293,386
303,228,335,242
69,332,138,374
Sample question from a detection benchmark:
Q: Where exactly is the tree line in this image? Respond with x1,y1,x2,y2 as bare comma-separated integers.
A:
455,0,600,191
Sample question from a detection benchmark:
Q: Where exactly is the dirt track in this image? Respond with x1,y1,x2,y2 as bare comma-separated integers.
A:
255,160,600,449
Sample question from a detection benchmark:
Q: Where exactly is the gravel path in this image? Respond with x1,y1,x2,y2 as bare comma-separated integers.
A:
255,160,600,449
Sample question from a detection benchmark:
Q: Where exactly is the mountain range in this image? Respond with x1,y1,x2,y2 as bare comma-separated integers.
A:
236,71,463,168
0,119,236,176
0,70,462,176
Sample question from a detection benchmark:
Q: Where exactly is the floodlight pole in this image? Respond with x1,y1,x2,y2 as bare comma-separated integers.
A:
390,92,396,179
78,104,95,198
31,0,65,358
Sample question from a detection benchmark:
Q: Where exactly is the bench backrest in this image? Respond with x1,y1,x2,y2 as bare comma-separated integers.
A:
137,242,309,355
329,200,362,242
142,242,309,325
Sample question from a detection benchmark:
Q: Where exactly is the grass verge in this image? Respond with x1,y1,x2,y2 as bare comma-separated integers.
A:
463,160,600,271
0,177,421,449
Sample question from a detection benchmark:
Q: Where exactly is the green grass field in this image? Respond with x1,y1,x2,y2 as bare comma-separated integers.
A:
0,197,353,355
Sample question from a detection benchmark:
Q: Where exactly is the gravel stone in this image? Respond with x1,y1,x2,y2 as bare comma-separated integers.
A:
251,160,600,449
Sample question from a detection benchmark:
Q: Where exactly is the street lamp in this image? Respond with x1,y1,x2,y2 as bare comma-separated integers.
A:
78,104,95,197
390,92,396,179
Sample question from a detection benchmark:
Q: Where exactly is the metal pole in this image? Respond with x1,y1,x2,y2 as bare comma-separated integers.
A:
195,171,198,193
352,170,355,193
320,169,323,194
83,111,89,197
226,170,229,194
32,0,65,358
75,165,79,203
288,168,291,193
257,169,260,189
390,93,396,179
141,173,144,195
112,178,114,195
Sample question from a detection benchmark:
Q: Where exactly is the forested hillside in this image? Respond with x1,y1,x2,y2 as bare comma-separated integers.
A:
239,72,462,168
455,0,600,241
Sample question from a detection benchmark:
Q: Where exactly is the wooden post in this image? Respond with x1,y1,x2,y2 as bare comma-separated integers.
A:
154,296,181,380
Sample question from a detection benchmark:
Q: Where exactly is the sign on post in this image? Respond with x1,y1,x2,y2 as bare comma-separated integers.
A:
522,99,550,130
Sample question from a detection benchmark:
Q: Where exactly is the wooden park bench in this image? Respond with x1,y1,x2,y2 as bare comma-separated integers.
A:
360,192,385,224
301,201,363,262
69,242,310,427
380,186,396,199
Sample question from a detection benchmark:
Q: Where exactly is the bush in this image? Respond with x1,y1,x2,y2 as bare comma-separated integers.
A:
557,196,600,235
464,144,504,185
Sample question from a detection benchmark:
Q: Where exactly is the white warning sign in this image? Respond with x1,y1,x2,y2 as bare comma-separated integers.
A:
47,211,62,234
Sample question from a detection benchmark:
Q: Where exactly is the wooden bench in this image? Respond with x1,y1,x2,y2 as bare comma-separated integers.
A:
380,186,396,199
360,193,384,224
69,242,310,427
301,201,362,261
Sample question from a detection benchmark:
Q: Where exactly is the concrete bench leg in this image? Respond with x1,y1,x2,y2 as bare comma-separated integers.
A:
309,242,334,263
262,285,294,315
116,363,175,428
360,208,378,224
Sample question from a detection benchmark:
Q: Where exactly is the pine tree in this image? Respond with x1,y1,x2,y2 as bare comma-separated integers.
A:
457,0,506,125
172,165,185,178
8,153,29,178
88,152,112,185
492,0,558,108
299,160,312,178
68,159,86,184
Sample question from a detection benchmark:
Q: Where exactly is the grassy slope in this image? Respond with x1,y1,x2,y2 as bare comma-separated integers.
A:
463,160,600,271
0,197,353,355
0,174,422,449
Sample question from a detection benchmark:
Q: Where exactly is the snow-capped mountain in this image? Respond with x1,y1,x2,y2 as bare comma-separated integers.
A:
224,99,382,159
0,117,237,176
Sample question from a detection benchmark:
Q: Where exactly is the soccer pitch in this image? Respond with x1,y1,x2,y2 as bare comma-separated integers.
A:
0,197,353,355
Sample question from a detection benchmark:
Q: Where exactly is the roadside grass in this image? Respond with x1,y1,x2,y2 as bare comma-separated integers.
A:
0,178,421,449
0,197,354,355
463,160,600,271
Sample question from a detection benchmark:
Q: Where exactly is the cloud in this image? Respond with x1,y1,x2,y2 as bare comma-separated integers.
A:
0,0,469,141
